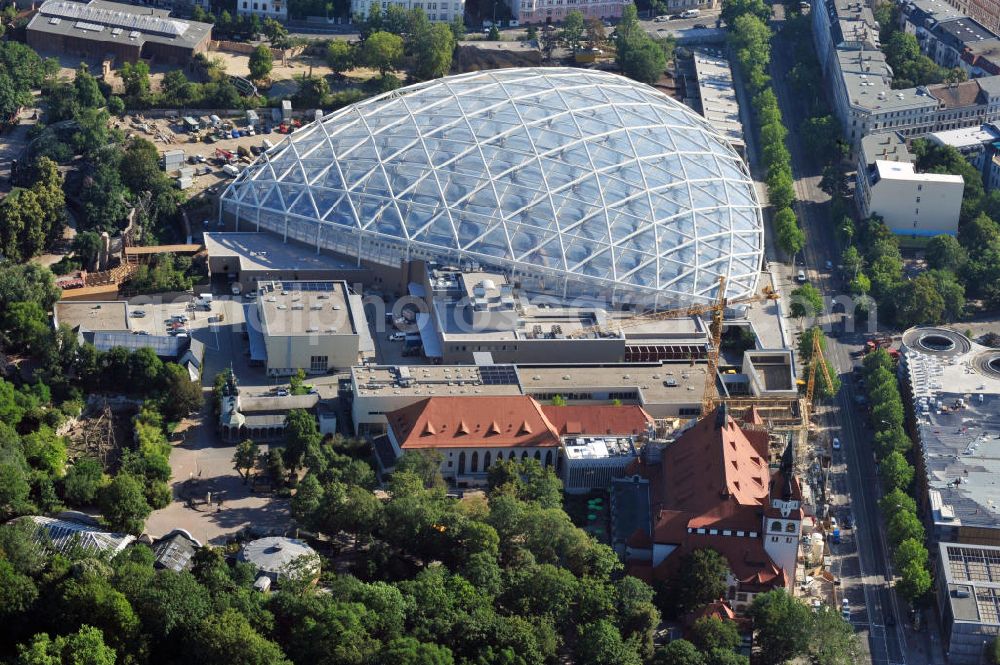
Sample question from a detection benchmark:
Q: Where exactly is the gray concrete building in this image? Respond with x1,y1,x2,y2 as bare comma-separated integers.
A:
899,327,1000,544
937,542,1000,665
26,0,211,65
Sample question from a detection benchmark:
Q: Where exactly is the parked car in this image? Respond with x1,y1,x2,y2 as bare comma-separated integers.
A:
832,437,841,450
275,388,289,397
131,310,146,318
796,269,807,282
387,332,406,341
693,23,708,28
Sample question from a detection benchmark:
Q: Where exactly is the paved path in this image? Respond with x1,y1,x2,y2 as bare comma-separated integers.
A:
145,295,290,545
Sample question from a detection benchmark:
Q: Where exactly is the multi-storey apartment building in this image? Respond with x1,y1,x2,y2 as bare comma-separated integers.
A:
351,0,463,22
507,0,627,24
814,0,1000,147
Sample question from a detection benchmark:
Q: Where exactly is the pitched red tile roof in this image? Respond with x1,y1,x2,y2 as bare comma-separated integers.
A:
624,407,795,595
687,599,737,625
387,396,561,449
541,404,654,437
656,407,770,533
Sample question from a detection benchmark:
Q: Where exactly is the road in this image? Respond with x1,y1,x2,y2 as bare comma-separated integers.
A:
762,6,927,665
287,11,722,41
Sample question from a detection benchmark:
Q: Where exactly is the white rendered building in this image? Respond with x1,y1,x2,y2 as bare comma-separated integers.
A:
856,134,964,235
351,0,463,22
236,0,286,21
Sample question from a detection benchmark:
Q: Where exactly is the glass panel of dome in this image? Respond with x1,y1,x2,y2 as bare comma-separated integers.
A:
470,226,510,259
598,175,635,203
567,216,611,243
287,189,318,218
523,244,564,270
575,249,612,277
587,142,628,171
562,240,595,265
412,215,457,248
258,186,285,211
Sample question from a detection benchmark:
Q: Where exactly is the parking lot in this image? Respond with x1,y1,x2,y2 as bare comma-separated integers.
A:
120,113,293,196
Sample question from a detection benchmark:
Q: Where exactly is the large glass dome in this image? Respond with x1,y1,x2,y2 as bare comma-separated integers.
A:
220,67,763,306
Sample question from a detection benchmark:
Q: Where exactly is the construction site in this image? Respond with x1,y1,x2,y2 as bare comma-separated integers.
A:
60,396,140,471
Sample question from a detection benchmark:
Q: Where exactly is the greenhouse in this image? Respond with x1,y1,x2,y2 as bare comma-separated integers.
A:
220,68,763,307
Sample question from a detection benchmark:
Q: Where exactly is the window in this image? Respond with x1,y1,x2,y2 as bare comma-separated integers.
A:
253,2,257,8
310,355,328,372
916,197,921,203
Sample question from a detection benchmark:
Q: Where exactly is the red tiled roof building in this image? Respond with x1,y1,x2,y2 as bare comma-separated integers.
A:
617,406,803,613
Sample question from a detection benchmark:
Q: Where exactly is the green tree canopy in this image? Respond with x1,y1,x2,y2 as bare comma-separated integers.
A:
98,472,151,535
747,590,812,665
362,31,404,76
248,44,273,81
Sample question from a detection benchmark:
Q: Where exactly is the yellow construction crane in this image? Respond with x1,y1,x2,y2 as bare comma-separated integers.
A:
802,331,835,424
567,276,780,415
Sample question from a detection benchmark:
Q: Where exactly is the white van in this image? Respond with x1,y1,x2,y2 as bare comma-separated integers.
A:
222,164,240,178
681,8,700,18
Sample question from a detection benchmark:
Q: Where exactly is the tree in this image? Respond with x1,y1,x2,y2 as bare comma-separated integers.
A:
160,363,203,421
928,269,965,321
747,590,812,665
449,15,466,40
381,637,454,665
191,609,292,665
289,368,307,395
98,472,151,534
895,273,945,327
248,44,273,81
652,639,704,665
673,548,731,615
263,17,289,44
74,64,105,108
721,0,771,26
790,283,823,318
81,160,128,232
233,439,259,483
619,36,668,85
561,10,586,49
887,509,924,546
487,25,500,39
0,72,30,120
873,426,912,458
326,40,354,75
16,626,117,665
118,61,151,107
394,449,445,489
294,75,330,108
879,451,914,491
575,619,642,665
880,487,917,517
894,537,929,571
586,16,607,48
284,409,320,472
897,560,932,602
362,31,404,75
810,605,862,665
0,188,46,262
411,22,455,81
774,207,805,256
925,234,967,271
72,231,103,271
62,457,104,506
689,616,740,652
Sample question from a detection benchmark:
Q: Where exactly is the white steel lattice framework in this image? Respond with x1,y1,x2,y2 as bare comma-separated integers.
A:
220,67,764,307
